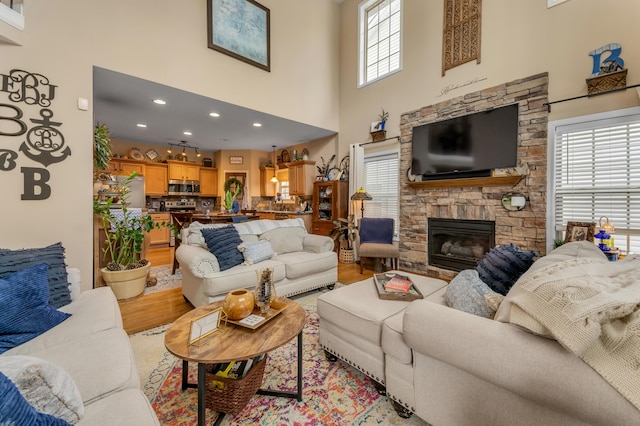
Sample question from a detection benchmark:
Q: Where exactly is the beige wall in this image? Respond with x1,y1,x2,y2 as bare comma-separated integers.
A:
338,0,640,151
0,0,340,291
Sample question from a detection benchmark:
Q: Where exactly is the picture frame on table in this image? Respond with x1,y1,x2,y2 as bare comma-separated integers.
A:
229,156,243,165
207,0,271,72
564,221,596,243
188,308,222,345
315,176,325,182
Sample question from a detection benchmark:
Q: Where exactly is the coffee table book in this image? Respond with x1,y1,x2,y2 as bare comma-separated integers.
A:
373,273,424,301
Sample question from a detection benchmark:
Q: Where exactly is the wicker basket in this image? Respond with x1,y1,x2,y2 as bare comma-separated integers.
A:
205,356,267,416
339,248,355,264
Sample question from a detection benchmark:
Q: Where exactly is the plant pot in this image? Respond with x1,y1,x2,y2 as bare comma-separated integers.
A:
339,248,355,264
101,262,151,300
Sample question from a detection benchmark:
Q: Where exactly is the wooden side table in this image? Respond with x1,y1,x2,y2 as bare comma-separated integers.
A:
165,298,306,426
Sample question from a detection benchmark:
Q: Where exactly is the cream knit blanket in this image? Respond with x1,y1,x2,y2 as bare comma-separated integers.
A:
506,256,640,410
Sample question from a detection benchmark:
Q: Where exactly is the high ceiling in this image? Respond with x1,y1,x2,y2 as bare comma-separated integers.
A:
93,67,336,153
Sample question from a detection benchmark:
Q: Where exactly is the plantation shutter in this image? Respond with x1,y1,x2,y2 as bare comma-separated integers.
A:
553,113,640,253
363,152,399,237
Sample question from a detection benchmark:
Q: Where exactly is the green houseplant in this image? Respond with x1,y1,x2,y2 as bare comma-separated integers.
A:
330,214,358,263
223,177,243,212
93,172,176,299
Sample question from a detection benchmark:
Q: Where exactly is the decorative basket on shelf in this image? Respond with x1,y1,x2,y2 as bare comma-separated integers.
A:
205,356,267,416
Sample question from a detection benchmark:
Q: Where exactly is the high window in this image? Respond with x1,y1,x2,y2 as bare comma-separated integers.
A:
363,151,399,237
358,0,402,87
549,107,640,254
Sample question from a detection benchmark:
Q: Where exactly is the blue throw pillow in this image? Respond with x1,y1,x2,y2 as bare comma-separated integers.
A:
0,263,71,354
201,226,245,272
476,244,536,295
444,269,503,318
238,240,274,265
0,372,71,425
0,242,71,308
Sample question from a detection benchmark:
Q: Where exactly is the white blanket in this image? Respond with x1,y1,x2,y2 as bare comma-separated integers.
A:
506,255,640,410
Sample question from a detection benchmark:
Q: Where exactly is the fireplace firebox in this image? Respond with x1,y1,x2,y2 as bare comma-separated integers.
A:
428,218,495,272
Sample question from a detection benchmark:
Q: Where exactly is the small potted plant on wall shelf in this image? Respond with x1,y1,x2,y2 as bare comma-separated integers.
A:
378,108,389,130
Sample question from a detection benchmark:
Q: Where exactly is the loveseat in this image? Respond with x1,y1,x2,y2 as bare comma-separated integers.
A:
320,242,640,426
176,218,337,307
0,244,158,425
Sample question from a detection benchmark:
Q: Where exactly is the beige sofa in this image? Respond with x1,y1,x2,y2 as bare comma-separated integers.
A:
320,243,640,426
0,268,159,425
177,218,337,307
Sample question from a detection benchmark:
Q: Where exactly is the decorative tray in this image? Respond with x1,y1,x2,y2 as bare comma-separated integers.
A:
373,273,424,301
223,298,288,330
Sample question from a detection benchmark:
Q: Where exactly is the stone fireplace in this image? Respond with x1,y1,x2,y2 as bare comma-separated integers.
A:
428,218,495,272
399,73,549,280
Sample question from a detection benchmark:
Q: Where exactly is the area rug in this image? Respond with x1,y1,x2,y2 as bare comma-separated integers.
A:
130,291,429,425
145,265,182,295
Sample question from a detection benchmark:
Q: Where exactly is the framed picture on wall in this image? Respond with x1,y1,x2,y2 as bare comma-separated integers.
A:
229,156,243,165
564,222,596,243
207,0,270,72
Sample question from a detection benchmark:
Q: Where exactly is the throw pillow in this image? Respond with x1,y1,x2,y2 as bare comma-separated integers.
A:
0,356,84,423
0,372,71,426
0,242,71,308
444,269,504,318
238,240,274,265
0,263,72,354
476,244,536,295
201,226,244,272
259,227,306,255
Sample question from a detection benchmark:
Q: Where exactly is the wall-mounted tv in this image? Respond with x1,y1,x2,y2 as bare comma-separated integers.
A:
411,104,519,180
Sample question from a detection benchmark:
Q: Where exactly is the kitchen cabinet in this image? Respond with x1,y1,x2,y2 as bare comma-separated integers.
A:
107,158,145,176
147,213,171,246
312,180,349,236
287,160,315,196
167,160,200,181
199,168,218,196
258,212,276,220
260,167,276,197
145,164,168,196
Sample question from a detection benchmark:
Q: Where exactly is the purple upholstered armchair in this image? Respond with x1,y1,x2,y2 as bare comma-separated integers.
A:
357,217,399,274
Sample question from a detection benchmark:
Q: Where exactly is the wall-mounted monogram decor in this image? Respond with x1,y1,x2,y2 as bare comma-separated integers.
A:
0,69,70,200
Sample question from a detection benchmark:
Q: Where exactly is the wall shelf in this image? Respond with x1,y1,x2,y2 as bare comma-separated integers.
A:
407,175,523,189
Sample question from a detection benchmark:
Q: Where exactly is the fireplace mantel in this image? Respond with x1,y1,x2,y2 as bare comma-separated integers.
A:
407,175,523,189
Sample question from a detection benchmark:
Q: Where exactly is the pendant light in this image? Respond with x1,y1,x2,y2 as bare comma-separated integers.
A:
270,145,279,183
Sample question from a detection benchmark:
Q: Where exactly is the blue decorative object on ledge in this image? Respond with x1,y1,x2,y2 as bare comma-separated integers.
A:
595,229,611,252
232,200,239,214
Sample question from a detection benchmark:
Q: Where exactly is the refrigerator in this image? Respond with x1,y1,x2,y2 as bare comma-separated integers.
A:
114,175,146,208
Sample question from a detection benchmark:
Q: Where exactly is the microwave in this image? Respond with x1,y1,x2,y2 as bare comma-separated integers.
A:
168,180,200,196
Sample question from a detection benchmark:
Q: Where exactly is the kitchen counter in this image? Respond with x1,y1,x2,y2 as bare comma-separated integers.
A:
256,210,312,215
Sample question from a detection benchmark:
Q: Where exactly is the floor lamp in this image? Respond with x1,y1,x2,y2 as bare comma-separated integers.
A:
351,188,372,219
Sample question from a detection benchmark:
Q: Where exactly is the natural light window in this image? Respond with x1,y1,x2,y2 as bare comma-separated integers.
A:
363,151,399,237
358,0,402,87
550,107,640,254
0,0,23,31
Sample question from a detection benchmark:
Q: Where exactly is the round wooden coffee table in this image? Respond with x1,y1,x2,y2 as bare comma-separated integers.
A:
165,297,306,426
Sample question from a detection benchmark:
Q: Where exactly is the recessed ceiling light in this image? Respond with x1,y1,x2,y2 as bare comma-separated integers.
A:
136,123,147,128
253,122,262,127
153,99,166,105
183,131,192,136
209,112,220,117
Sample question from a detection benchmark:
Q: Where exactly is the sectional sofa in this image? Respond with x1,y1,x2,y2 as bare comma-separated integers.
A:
176,218,337,307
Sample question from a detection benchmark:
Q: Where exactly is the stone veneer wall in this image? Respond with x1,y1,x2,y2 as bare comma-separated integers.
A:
399,73,549,280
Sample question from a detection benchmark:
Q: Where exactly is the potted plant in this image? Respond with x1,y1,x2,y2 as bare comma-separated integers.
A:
93,122,113,194
330,214,358,263
378,108,389,130
316,154,336,180
223,177,243,213
93,172,176,299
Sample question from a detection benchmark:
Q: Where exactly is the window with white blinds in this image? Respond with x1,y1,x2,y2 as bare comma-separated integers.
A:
358,0,402,87
363,151,399,237
551,108,640,254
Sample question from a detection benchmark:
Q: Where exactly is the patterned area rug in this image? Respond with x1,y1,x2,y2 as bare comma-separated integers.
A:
130,291,429,425
145,265,182,295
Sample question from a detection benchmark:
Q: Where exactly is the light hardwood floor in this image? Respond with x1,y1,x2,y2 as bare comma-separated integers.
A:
119,247,375,334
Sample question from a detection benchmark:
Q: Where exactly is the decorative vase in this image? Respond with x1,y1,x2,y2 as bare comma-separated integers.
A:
222,289,255,320
101,262,151,300
232,200,240,213
254,268,276,314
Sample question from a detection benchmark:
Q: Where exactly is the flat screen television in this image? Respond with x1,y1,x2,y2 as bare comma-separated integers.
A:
411,104,519,180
